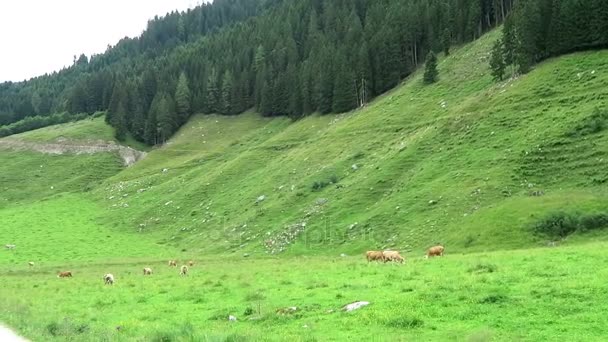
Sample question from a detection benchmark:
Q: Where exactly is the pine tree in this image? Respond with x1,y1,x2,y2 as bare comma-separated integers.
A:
220,70,233,114
441,28,452,56
502,15,517,68
332,54,357,113
423,51,439,84
206,68,219,113
175,72,191,125
113,100,128,141
490,39,506,81
156,94,175,143
144,110,158,145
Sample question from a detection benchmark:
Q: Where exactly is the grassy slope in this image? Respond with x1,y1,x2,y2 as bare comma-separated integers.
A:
96,29,608,257
12,116,150,151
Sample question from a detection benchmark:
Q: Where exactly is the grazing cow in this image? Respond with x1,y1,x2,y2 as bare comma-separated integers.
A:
180,265,188,276
28,262,35,267
366,250,385,262
168,260,178,267
143,267,153,275
382,250,405,263
104,273,115,285
5,244,15,250
427,245,445,258
57,271,72,278
188,260,195,267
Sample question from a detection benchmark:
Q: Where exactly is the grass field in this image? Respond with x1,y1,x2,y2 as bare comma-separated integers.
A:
2,243,608,341
1,27,608,341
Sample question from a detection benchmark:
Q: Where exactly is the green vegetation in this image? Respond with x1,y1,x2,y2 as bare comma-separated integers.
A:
1,0,513,144
2,245,608,341
1,23,608,340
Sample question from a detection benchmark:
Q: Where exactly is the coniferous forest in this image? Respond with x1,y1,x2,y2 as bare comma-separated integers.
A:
1,0,605,144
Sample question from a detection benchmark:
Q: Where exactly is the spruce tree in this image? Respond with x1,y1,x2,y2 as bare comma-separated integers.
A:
175,72,191,125
332,54,357,113
423,51,439,84
490,39,506,81
206,68,219,113
220,70,233,114
441,28,452,56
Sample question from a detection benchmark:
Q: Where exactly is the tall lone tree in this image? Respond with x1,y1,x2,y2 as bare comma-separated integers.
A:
490,39,506,81
423,51,439,84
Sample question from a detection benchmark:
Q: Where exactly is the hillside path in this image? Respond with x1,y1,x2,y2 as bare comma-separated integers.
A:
0,138,146,166
0,325,28,342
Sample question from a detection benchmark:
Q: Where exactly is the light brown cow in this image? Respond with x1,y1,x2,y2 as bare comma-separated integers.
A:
168,260,177,267
427,245,445,258
188,260,195,267
382,250,405,263
57,271,72,278
180,265,188,276
143,267,153,275
366,250,385,262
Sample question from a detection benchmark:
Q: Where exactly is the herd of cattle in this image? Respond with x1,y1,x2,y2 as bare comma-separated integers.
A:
54,260,195,285
366,244,445,263
11,244,445,285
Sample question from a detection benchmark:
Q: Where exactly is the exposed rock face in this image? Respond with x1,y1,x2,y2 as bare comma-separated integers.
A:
0,138,146,166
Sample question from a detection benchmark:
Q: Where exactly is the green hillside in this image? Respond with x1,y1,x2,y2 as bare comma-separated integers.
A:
88,29,608,256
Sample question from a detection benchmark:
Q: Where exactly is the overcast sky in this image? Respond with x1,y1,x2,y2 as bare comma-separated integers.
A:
0,0,207,82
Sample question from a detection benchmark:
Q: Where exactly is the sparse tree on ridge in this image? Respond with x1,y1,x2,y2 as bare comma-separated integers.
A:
423,51,439,84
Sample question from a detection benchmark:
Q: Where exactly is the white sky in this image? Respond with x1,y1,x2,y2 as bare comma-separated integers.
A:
0,0,208,82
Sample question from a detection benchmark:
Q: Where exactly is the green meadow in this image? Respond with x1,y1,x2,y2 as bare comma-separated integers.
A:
1,29,608,341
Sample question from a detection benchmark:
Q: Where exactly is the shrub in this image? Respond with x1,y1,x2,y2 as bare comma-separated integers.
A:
468,263,497,274
566,108,608,137
533,211,608,238
311,175,339,191
384,316,424,329
533,212,580,238
478,294,507,304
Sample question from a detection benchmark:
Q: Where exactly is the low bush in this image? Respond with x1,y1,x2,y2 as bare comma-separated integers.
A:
566,108,608,137
533,211,608,238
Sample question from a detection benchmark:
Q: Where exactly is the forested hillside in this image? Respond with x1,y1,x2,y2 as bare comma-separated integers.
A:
1,0,606,146
1,0,512,144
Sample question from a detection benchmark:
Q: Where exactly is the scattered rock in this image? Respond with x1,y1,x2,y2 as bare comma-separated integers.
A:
352,164,359,170
162,168,169,173
429,200,438,205
243,253,250,257
342,301,370,312
255,195,266,204
228,315,237,322
340,253,347,257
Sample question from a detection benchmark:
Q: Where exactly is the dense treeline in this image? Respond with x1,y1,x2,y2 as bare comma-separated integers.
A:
490,0,608,80
0,0,275,126
0,112,100,138
1,0,514,144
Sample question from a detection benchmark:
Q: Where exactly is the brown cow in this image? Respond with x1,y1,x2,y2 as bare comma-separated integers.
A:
168,260,177,267
57,271,72,278
383,250,405,263
143,267,153,275
188,260,195,267
427,245,445,258
180,265,188,276
366,251,385,262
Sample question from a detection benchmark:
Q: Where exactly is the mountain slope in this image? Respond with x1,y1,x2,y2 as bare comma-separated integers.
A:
82,29,608,256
